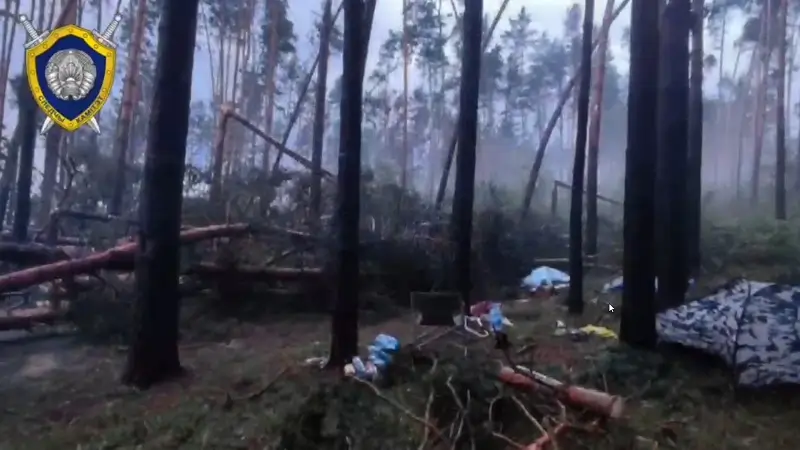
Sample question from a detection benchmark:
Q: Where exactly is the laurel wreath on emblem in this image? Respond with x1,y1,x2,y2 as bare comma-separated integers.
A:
44,49,97,101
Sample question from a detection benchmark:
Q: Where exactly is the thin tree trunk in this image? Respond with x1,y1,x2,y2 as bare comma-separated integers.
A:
584,0,616,258
567,0,595,316
310,0,333,224
751,3,772,206
434,0,511,210
518,0,631,221
109,0,148,216
775,0,788,219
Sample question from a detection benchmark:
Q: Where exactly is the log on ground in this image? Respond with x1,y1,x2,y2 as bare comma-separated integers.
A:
0,223,253,293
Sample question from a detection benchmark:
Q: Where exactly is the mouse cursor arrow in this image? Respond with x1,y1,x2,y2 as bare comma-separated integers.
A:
607,304,615,313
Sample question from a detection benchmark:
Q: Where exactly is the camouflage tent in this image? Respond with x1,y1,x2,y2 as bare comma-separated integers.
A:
657,279,800,386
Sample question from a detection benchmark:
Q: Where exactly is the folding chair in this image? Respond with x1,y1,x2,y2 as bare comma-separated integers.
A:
410,291,488,350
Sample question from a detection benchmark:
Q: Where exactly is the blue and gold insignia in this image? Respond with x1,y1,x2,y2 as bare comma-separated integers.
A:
18,14,122,134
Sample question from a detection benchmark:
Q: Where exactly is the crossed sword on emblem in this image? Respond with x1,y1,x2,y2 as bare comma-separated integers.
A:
17,13,123,135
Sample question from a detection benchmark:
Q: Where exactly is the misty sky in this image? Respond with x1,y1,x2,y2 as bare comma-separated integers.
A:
2,0,752,174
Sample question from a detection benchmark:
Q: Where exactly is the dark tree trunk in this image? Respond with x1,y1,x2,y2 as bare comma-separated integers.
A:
310,0,333,225
655,0,690,311
450,0,482,313
620,0,659,349
327,0,367,368
775,0,788,220
37,129,61,226
566,0,594,316
686,0,704,271
121,0,200,389
12,83,37,242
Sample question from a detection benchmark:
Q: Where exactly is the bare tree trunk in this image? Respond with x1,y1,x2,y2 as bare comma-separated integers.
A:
775,0,788,219
686,0,704,270
751,3,772,206
310,0,333,224
567,0,595,316
110,0,148,215
327,0,369,369
584,0,615,257
518,0,630,220
451,0,482,313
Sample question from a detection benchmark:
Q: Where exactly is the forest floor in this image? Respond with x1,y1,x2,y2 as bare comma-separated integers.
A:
1,274,799,449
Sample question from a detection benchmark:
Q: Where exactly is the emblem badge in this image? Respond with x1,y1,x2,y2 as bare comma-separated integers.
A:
18,14,122,135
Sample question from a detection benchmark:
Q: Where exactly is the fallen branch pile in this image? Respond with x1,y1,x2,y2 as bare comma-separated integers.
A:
277,344,630,450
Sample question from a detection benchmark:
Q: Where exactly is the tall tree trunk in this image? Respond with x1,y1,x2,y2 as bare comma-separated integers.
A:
450,0,482,313
262,0,280,173
751,4,772,206
310,0,333,225
433,0,511,211
567,0,594,316
122,0,200,389
775,0,787,219
327,0,369,368
620,0,659,349
110,0,149,216
655,0,690,311
584,0,616,258
400,0,410,193
686,0,704,271
517,0,630,221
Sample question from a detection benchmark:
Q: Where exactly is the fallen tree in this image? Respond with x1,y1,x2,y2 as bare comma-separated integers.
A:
0,242,71,265
185,263,323,281
0,223,253,294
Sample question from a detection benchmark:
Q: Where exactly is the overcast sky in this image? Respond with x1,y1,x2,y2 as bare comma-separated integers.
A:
2,0,753,178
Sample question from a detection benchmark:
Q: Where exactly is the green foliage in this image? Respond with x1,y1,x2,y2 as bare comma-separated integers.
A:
702,219,800,274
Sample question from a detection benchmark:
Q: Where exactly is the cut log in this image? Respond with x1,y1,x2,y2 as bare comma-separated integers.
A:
0,223,252,293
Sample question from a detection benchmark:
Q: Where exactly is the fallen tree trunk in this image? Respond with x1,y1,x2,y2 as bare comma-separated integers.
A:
0,310,65,331
0,223,252,293
185,263,323,281
0,242,71,265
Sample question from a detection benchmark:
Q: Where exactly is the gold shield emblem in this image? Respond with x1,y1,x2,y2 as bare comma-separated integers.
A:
25,25,116,132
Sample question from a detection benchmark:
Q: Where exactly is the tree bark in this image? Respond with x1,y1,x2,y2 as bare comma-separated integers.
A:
775,0,788,220
686,0,704,270
620,0,659,349
310,0,333,224
517,0,630,221
327,0,367,368
567,0,595,316
122,0,201,389
655,0,690,311
584,0,616,258
450,0,482,313
110,0,148,216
